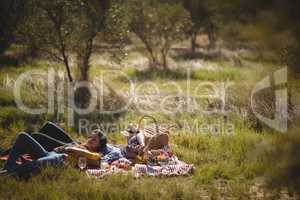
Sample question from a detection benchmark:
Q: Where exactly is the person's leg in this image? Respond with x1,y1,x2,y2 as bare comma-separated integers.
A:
3,132,48,172
31,133,67,152
5,152,66,178
39,122,73,143
1,122,73,157
36,151,65,168
0,148,10,156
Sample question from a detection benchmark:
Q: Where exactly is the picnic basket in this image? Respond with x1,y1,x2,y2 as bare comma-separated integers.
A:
137,115,170,151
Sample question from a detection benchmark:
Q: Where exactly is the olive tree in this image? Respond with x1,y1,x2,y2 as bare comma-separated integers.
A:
129,1,191,69
17,0,127,82
181,0,211,52
16,0,128,108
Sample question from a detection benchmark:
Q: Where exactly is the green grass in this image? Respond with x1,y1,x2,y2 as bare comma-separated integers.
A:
0,58,295,199
0,131,273,200
123,66,241,81
124,67,188,80
0,88,15,107
191,68,241,81
0,167,224,200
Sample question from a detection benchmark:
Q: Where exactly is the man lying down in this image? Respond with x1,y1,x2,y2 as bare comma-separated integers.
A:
0,122,127,177
0,122,169,177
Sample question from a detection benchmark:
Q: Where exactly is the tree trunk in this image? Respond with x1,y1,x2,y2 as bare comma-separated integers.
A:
207,22,217,50
133,31,162,69
27,44,39,58
161,48,168,69
191,32,197,53
62,54,73,82
74,52,91,109
76,53,89,81
162,54,167,69
149,54,159,69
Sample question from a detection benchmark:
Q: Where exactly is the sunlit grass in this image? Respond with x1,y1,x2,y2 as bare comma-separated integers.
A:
0,58,295,199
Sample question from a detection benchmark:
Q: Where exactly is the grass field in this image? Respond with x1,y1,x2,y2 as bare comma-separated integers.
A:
0,56,298,200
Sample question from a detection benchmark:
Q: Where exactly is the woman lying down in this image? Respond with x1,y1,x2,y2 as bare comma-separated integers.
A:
0,122,130,177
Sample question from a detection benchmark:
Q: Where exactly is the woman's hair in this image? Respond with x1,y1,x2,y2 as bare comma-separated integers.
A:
91,129,107,151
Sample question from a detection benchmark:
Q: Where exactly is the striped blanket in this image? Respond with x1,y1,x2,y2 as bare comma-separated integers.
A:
133,163,194,177
86,146,194,179
86,158,194,179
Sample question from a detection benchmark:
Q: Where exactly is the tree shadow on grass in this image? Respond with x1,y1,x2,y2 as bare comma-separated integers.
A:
0,48,36,68
130,67,189,81
0,55,22,68
171,48,221,61
0,53,35,69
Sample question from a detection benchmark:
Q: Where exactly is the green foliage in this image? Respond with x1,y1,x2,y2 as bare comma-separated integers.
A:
0,0,27,55
182,0,210,29
16,0,127,82
129,0,191,68
181,0,213,51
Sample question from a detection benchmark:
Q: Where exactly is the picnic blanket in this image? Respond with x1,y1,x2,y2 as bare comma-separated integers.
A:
86,147,194,178
133,163,194,177
87,162,194,178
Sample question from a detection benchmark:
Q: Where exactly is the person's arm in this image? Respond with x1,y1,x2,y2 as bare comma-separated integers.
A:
53,146,66,153
64,146,100,160
100,149,123,164
136,132,145,147
54,143,84,153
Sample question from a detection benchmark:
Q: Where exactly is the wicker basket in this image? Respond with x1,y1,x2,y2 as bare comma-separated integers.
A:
138,115,170,151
